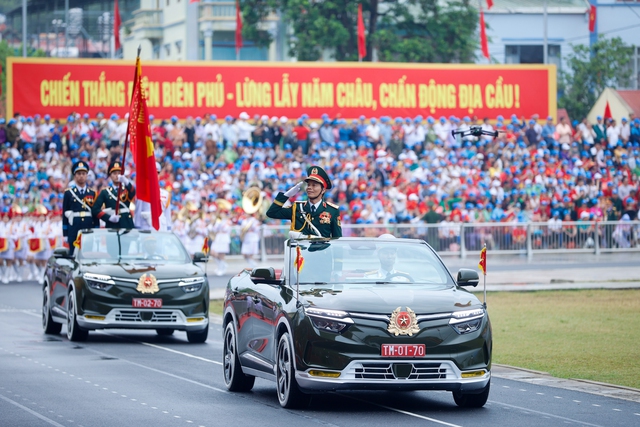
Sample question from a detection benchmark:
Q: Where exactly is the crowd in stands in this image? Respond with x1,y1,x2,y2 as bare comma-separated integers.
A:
1,110,639,240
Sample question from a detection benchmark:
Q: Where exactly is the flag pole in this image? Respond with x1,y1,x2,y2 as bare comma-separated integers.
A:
483,242,487,308
116,45,142,215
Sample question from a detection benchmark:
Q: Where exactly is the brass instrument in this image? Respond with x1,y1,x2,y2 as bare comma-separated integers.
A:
242,187,263,214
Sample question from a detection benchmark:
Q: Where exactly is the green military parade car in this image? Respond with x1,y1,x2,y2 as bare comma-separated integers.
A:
222,236,492,408
42,229,210,343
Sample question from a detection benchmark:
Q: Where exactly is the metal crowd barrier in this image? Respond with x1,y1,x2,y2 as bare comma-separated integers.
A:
220,220,640,261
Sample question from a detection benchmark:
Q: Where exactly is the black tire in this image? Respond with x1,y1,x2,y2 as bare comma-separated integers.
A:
156,328,175,336
186,326,209,343
276,332,311,409
42,284,61,335
453,380,490,408
222,322,255,392
66,290,88,342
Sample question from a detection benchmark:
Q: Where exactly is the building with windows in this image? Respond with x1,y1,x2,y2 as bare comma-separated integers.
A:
482,0,640,88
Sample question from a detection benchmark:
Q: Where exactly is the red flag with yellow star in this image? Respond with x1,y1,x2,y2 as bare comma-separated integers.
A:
73,233,82,250
296,246,305,273
478,245,487,275
588,5,596,33
128,57,162,230
202,237,210,256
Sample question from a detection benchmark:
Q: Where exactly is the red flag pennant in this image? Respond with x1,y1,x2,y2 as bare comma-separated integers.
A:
603,100,612,121
357,4,367,61
235,0,243,57
296,246,305,273
73,233,82,250
479,11,489,60
478,245,487,275
129,58,162,230
114,0,122,51
486,0,494,9
202,237,210,256
588,5,596,33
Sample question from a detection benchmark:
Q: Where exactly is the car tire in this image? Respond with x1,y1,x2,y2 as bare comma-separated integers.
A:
276,332,311,409
42,284,61,335
452,380,490,408
66,290,89,342
186,326,209,343
222,322,255,392
156,328,175,336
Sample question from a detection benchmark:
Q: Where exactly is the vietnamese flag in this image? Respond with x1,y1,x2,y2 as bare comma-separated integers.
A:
357,3,366,61
478,245,487,275
129,57,162,230
589,5,596,33
114,0,122,51
235,0,243,57
73,233,82,250
296,246,305,273
202,237,210,256
479,11,489,60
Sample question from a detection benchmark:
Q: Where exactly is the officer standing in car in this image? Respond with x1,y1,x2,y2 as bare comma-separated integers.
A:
267,165,342,238
92,160,136,229
63,161,98,254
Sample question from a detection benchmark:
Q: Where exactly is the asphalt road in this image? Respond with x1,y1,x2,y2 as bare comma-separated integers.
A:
1,279,640,427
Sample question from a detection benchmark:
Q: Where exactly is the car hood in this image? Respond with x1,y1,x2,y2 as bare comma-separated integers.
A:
300,284,480,315
80,262,204,280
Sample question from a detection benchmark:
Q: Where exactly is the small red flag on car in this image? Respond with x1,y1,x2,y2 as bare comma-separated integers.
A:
73,233,82,250
588,5,596,33
202,237,209,256
296,246,305,273
478,245,487,275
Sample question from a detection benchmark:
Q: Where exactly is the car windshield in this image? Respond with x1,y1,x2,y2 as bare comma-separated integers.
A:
286,239,454,287
77,231,191,264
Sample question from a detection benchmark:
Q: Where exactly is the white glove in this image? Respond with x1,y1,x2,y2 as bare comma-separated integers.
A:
108,214,121,223
284,181,304,198
64,210,74,226
117,175,130,186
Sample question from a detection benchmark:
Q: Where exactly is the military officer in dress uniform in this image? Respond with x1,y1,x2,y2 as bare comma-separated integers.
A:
92,160,136,229
63,161,99,254
267,165,342,238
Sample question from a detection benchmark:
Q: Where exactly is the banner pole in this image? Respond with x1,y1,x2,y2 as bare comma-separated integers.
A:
116,45,142,215
483,242,487,308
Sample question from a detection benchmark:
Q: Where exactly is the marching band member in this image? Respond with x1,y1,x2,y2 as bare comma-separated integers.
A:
0,209,15,284
11,207,28,282
63,161,98,254
210,209,232,276
92,160,136,229
240,212,261,268
29,206,51,284
134,162,173,231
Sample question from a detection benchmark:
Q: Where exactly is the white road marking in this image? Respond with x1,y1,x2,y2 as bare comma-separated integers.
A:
0,394,66,427
613,409,621,411
491,401,605,427
338,393,463,427
573,400,581,403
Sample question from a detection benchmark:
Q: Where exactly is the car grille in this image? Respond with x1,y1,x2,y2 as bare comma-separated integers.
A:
353,362,450,380
114,310,178,323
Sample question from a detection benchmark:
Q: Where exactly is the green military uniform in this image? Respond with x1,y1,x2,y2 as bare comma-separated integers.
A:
266,166,342,238
92,161,136,229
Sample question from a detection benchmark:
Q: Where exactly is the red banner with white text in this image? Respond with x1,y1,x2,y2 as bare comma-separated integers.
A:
7,58,557,121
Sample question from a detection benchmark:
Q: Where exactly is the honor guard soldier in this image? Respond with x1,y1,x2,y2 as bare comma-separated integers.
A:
63,161,98,254
267,165,342,238
92,161,136,229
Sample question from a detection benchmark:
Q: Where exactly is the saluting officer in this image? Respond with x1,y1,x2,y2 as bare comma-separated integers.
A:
267,165,342,238
63,161,98,254
92,160,136,229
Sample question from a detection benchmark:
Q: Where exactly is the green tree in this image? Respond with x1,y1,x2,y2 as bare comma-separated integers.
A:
0,40,45,98
240,0,480,62
559,37,633,120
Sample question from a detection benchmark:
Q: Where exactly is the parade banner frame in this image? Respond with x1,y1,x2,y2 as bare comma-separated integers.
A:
7,57,557,121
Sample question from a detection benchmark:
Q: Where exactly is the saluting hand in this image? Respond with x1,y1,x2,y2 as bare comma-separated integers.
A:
284,181,304,198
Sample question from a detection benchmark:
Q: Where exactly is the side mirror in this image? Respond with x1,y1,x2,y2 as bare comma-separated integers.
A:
53,247,71,259
457,268,479,287
250,267,281,286
193,252,208,263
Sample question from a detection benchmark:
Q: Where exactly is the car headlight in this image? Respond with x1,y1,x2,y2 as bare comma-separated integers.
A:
84,273,115,291
306,307,354,334
179,277,205,293
449,308,485,335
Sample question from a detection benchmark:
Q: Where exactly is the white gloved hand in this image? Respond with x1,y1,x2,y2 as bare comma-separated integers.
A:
284,181,304,198
108,214,121,223
64,210,74,226
117,175,130,186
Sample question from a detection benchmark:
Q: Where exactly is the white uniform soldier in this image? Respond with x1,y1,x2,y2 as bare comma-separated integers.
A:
0,210,15,283
240,213,261,268
134,162,173,231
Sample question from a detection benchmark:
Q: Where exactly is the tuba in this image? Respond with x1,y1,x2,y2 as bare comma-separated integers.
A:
242,187,263,215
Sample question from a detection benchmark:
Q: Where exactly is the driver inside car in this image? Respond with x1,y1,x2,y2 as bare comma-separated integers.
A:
140,235,166,260
364,241,411,282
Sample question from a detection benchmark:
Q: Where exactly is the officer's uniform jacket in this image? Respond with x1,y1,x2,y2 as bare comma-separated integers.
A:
267,193,342,238
92,182,136,229
62,186,98,247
